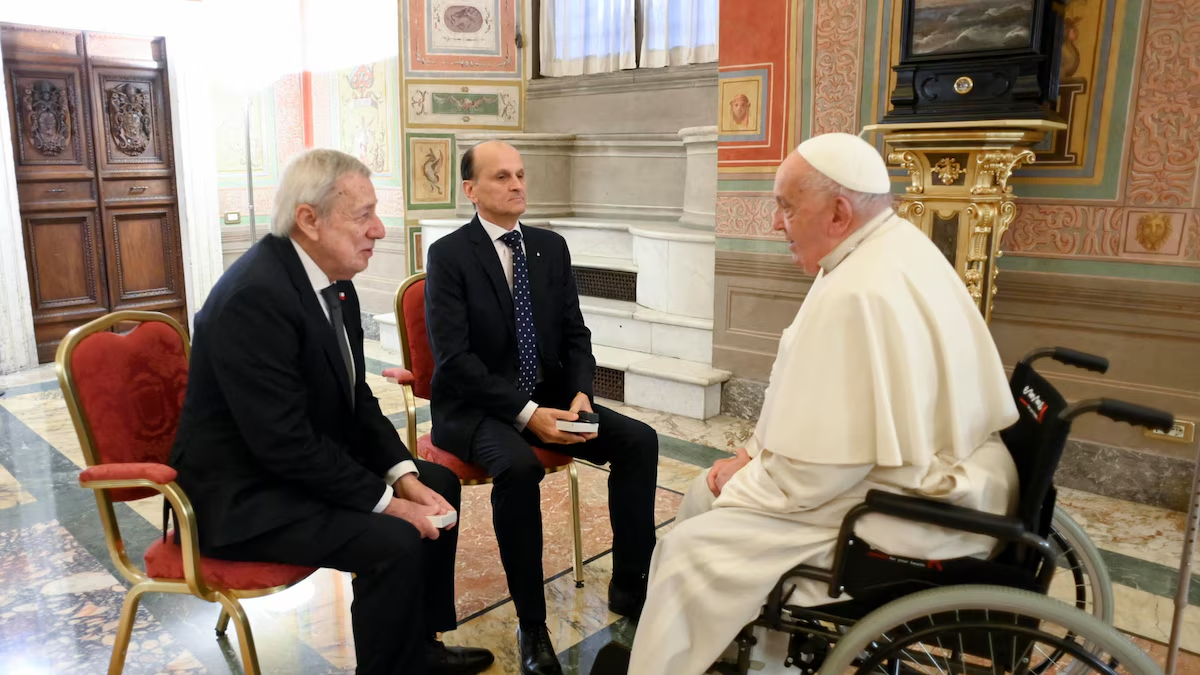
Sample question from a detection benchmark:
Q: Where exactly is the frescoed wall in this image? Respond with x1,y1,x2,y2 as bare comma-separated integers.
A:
399,0,528,273
715,0,1200,276
714,0,1200,471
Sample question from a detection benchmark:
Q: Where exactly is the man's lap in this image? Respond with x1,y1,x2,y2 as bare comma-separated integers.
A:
466,403,656,474
204,461,458,572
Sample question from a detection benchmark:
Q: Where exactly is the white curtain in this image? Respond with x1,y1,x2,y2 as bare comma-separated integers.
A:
540,0,637,77
639,0,719,68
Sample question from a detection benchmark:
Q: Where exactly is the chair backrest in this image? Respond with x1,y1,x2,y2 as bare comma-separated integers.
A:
394,272,434,400
999,361,1073,537
56,311,190,503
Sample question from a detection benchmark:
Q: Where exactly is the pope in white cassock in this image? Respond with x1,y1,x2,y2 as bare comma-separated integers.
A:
626,132,1021,674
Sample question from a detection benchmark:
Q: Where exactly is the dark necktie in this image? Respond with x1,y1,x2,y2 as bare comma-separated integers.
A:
319,284,355,406
499,229,538,397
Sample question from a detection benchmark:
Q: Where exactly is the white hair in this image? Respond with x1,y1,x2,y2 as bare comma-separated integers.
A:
271,148,372,237
796,165,895,220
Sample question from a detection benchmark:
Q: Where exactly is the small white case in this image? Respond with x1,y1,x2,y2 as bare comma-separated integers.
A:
427,511,458,528
556,420,599,433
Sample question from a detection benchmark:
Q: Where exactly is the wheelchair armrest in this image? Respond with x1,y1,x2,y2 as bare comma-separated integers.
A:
863,490,1027,542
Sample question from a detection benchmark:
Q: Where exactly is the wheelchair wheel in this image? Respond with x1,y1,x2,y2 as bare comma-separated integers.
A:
817,585,1159,675
1050,506,1114,624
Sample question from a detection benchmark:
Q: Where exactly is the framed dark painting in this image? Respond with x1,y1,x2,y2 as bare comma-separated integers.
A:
910,0,1038,57
884,0,1064,123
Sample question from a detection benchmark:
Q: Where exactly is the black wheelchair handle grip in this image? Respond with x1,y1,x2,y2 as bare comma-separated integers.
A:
1097,398,1174,431
1051,347,1109,374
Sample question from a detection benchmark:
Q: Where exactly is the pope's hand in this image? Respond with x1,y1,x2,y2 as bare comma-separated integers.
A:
707,447,751,497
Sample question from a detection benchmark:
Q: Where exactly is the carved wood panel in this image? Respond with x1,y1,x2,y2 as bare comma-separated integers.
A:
4,23,186,362
103,206,184,311
22,209,109,360
5,64,93,177
90,66,171,174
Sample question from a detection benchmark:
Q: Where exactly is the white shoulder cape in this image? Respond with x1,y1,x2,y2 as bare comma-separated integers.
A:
745,214,1017,467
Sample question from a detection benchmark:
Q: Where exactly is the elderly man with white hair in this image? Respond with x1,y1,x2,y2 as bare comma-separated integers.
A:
169,149,494,675
624,132,1020,674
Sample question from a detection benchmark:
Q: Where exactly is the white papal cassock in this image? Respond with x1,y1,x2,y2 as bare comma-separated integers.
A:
628,209,1020,674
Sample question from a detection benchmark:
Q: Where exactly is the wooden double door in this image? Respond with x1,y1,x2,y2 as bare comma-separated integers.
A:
3,23,187,362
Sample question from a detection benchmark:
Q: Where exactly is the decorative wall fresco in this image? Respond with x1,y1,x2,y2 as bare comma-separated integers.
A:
406,79,521,129
717,0,794,167
402,0,522,79
716,0,1200,271
337,63,394,175
718,71,768,141
399,0,528,273
404,132,456,211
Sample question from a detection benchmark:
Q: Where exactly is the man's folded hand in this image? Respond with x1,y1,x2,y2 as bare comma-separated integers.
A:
382,497,442,539
527,406,587,445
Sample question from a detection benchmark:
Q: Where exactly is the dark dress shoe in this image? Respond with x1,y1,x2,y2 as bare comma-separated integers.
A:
607,580,646,618
517,624,563,675
426,639,495,675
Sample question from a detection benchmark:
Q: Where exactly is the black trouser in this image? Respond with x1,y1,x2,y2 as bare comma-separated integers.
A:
467,403,658,627
203,460,461,675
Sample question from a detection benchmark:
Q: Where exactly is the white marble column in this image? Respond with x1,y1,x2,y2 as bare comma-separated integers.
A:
678,125,718,229
0,52,40,374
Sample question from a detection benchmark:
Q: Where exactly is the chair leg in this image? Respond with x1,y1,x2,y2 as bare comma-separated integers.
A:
107,582,150,675
216,593,261,675
215,607,231,636
569,462,585,588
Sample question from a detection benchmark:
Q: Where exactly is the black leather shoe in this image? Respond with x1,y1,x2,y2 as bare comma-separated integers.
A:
517,624,563,675
608,579,647,618
426,639,495,675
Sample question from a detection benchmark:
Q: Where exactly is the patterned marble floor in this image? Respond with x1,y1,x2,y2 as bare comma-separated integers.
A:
0,343,1197,675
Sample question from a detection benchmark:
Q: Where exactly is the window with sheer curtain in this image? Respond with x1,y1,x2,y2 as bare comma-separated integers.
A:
539,0,637,77
539,0,718,77
639,0,719,68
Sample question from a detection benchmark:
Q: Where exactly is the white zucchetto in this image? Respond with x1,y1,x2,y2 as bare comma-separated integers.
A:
796,132,892,194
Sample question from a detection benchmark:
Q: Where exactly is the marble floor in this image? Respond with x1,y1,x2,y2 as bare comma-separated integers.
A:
0,342,1197,674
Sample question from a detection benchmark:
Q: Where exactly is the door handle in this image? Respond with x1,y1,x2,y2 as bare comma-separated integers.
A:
129,185,148,193
47,188,66,193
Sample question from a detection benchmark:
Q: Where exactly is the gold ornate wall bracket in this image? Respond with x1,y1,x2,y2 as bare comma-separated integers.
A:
862,119,1065,322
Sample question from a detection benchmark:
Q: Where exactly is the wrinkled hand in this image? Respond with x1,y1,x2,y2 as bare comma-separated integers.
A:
527,406,586,445
383,497,441,539
395,474,455,530
707,447,752,497
568,392,597,441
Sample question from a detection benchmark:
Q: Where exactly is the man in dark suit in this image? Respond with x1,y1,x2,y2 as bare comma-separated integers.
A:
424,141,660,675
169,149,493,675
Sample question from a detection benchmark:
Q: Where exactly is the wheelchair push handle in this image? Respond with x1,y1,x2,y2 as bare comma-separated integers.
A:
1062,397,1174,431
1020,346,1109,374
1052,347,1109,373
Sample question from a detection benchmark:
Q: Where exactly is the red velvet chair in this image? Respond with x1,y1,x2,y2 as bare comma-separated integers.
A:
386,272,585,587
55,311,315,675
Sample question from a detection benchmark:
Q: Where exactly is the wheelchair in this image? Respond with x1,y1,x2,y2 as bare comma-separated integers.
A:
592,347,1172,675
712,346,1170,675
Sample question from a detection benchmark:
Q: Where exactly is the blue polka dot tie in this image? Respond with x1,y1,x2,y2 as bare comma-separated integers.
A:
500,229,538,397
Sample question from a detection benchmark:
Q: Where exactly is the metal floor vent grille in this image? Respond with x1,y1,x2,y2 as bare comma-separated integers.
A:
573,267,637,302
593,367,625,402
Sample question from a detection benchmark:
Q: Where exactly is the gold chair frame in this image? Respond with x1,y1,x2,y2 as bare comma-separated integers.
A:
393,273,586,587
56,310,310,675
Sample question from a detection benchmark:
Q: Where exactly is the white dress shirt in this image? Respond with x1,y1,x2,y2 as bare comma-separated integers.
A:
291,237,417,513
478,217,540,431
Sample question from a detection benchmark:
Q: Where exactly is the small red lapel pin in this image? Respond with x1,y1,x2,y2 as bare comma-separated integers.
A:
339,292,346,301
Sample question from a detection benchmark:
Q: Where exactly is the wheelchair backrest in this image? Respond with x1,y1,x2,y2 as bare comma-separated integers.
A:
1000,362,1073,538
